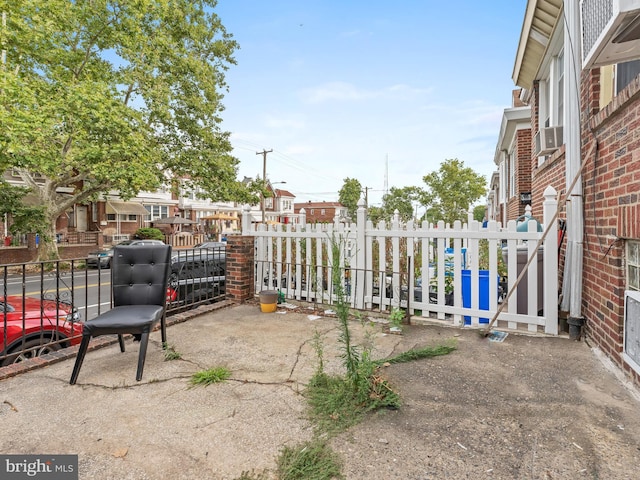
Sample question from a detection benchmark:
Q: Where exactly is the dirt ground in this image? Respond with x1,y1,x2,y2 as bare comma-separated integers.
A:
1,302,640,479
332,323,640,479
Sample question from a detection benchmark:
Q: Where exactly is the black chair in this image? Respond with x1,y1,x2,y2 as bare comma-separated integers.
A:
70,244,172,384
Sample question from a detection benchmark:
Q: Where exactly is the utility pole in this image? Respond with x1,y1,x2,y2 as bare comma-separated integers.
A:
256,149,273,223
363,186,370,208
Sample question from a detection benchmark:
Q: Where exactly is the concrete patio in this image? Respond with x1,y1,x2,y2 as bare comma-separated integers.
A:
1,301,640,479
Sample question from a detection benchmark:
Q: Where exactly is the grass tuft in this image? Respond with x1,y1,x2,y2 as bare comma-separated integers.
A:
276,440,343,480
233,469,270,480
162,343,182,361
189,366,231,387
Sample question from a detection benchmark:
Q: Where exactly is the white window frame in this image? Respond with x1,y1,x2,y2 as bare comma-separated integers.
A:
628,240,640,292
508,150,516,199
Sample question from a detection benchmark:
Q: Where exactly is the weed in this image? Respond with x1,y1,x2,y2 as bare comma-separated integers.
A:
162,343,182,361
276,440,343,480
233,469,270,480
389,307,405,330
311,329,325,376
376,343,457,365
189,366,231,387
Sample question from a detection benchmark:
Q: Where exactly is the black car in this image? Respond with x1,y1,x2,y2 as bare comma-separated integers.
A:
87,239,165,268
167,249,225,306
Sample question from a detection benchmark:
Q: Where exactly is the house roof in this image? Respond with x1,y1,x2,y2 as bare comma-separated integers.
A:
274,188,295,198
494,106,531,165
512,0,563,89
294,201,344,210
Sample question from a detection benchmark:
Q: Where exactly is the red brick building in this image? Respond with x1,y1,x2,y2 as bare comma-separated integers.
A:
512,0,640,387
294,201,348,224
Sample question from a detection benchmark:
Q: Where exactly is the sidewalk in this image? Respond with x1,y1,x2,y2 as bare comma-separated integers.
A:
2,302,640,479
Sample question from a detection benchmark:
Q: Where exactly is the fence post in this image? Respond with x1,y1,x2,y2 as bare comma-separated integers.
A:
354,199,367,309
226,234,255,302
241,206,252,235
299,208,306,228
543,186,558,334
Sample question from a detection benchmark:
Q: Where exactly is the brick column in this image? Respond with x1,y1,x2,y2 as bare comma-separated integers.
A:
225,234,255,302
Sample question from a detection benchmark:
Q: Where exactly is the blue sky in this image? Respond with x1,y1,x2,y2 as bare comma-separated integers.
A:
214,1,527,207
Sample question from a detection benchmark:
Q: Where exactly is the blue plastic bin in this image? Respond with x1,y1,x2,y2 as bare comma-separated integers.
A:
461,270,496,325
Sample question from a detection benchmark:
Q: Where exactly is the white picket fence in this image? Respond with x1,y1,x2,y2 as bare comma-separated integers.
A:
243,186,559,335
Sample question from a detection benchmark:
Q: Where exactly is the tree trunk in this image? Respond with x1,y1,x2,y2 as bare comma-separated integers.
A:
36,218,60,262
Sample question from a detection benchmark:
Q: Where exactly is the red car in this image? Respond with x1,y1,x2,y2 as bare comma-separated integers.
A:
1,296,83,367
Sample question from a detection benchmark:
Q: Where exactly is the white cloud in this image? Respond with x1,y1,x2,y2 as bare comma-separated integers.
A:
300,81,377,103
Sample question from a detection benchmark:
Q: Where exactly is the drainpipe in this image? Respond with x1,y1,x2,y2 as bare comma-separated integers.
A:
561,0,585,339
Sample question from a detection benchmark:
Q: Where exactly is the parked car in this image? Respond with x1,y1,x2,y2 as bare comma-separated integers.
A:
1,296,83,366
87,239,165,269
194,241,227,250
167,249,226,305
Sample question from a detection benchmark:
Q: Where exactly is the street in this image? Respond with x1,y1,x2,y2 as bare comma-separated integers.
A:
1,268,112,321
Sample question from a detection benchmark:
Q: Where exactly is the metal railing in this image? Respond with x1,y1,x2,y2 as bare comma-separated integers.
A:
1,247,226,368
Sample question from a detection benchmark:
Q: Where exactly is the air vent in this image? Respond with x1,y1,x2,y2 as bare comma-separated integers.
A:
581,0,640,69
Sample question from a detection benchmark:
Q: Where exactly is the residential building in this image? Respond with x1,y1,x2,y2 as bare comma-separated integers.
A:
509,0,640,386
492,89,532,226
294,201,348,224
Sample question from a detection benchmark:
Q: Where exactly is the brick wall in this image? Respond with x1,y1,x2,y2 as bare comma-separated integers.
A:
505,128,535,221
580,68,640,386
225,234,255,302
0,235,100,265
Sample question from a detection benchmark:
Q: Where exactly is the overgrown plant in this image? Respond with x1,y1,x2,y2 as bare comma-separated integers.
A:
305,235,400,435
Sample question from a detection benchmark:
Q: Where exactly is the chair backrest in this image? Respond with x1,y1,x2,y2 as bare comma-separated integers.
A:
111,244,172,307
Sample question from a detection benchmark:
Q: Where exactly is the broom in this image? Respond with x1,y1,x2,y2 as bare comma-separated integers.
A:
481,140,595,337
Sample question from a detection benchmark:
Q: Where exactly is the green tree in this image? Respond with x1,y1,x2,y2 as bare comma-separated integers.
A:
473,204,487,223
0,0,260,260
420,159,487,225
338,178,362,220
0,180,47,238
380,186,422,223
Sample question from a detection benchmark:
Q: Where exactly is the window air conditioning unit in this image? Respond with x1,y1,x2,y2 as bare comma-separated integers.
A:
581,0,640,69
534,126,563,156
623,290,640,375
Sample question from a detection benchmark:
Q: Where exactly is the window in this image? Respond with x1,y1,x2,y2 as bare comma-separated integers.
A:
556,51,564,125
597,60,640,109
509,151,516,199
265,198,273,208
145,205,169,220
628,240,640,292
321,209,326,215
616,60,640,93
107,213,116,221
539,49,564,130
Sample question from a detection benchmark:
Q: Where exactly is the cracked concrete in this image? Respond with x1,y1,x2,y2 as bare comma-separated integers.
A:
2,302,640,479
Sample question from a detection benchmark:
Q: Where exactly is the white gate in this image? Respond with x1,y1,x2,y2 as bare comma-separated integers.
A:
244,187,558,335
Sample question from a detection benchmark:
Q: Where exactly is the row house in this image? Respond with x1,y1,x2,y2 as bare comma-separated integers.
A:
294,201,348,224
500,0,640,386
2,169,243,245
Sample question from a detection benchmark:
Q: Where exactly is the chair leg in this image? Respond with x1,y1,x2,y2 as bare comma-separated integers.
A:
135,332,150,381
70,335,92,385
118,334,125,352
160,313,167,346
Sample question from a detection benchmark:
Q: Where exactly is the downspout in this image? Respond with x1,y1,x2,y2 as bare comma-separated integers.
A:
560,0,585,339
